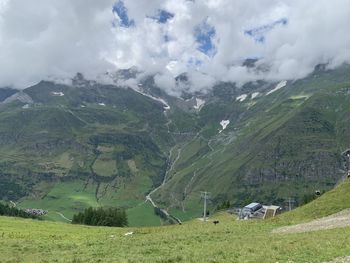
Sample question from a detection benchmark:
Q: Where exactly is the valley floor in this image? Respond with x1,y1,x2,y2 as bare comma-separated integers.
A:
1,212,350,262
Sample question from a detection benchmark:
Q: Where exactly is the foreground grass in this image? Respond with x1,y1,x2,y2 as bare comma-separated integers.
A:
1,213,350,263
278,179,350,224
4,179,350,262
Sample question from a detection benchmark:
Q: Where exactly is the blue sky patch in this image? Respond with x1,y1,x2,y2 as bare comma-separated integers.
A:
113,1,135,28
153,9,174,24
194,21,216,56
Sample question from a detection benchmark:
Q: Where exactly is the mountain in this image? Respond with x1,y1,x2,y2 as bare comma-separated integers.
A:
152,64,350,220
2,65,350,225
0,80,172,225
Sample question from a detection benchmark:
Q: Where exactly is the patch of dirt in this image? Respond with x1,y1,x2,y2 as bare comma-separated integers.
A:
325,255,350,263
273,209,350,234
127,160,138,174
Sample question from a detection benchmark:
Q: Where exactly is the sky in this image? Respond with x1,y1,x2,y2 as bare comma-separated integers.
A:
0,0,350,95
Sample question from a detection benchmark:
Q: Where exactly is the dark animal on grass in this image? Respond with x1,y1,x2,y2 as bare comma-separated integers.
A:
213,220,219,225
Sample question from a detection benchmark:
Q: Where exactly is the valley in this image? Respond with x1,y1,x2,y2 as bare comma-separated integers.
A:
2,65,350,225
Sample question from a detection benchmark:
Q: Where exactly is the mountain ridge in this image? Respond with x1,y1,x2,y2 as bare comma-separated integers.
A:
1,65,350,225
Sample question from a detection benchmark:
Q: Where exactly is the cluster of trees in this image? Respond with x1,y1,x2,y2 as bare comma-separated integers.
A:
0,175,25,201
216,200,231,211
72,207,128,227
0,203,38,219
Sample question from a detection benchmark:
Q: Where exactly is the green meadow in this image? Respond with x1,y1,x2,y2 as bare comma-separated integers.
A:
2,179,350,262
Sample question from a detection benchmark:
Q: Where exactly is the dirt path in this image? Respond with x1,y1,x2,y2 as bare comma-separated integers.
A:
273,209,350,234
326,256,350,263
66,109,89,125
56,212,72,222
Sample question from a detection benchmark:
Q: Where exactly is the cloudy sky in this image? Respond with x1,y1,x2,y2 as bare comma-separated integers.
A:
0,0,350,94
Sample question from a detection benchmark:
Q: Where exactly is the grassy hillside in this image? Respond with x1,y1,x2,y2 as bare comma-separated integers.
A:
2,154,350,262
154,66,350,220
3,66,350,225
0,81,172,226
1,210,350,262
279,178,350,224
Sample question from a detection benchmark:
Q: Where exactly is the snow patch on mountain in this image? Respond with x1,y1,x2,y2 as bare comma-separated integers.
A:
236,94,248,102
131,85,171,111
266,81,287,95
51,91,64,97
194,98,205,110
251,92,260,99
219,120,230,133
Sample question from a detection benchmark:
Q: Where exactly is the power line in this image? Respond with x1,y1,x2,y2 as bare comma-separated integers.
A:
200,191,211,222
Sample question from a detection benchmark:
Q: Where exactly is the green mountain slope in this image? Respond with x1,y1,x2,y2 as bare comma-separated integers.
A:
0,80,171,225
279,178,350,223
3,66,350,225
153,65,350,220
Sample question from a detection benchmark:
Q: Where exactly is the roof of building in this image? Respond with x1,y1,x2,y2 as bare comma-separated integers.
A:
244,202,261,209
263,205,280,210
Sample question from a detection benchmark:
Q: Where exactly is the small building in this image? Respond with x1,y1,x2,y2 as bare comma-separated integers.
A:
239,202,281,220
263,205,281,219
239,202,264,219
242,202,263,214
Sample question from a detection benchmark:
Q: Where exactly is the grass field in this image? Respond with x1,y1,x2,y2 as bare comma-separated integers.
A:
1,212,350,262
92,156,117,177
18,180,161,227
19,181,99,222
127,202,161,227
2,179,350,262
278,178,350,224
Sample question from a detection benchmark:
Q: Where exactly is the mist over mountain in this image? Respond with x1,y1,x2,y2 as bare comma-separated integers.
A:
0,63,349,225
1,0,350,95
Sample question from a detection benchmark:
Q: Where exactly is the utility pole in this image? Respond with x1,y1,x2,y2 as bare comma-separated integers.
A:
201,191,211,221
286,197,295,211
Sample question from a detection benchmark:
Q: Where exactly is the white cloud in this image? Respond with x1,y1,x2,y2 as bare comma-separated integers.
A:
154,72,177,95
0,0,350,94
0,0,116,88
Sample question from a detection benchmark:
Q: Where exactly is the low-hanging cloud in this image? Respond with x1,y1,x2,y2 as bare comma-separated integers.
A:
1,0,350,94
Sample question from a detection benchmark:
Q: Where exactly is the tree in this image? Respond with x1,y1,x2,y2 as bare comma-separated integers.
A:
0,203,39,220
72,207,128,227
